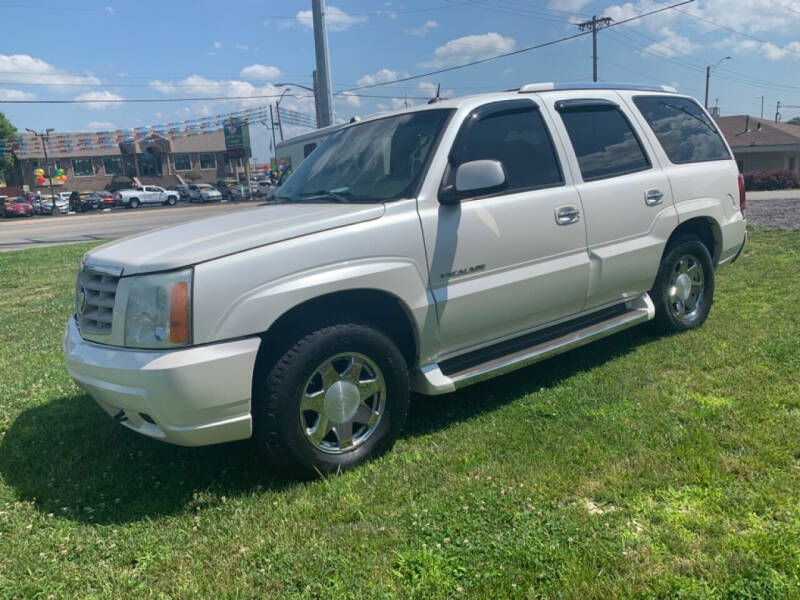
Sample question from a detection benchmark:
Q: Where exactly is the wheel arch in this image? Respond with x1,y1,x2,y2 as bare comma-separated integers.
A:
664,216,721,266
252,288,420,388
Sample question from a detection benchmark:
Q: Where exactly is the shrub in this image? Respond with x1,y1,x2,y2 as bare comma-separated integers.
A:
183,171,202,182
743,168,800,191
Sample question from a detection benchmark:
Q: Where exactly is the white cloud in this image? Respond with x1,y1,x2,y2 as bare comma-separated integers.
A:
296,5,366,32
74,90,124,110
417,81,453,98
419,32,516,68
602,2,640,23
0,88,35,101
405,20,438,36
236,44,249,50
86,121,116,130
641,27,701,58
104,6,114,14
357,68,405,87
604,0,800,36
0,54,100,88
335,90,361,109
549,0,591,11
239,64,281,80
377,97,417,113
213,41,222,49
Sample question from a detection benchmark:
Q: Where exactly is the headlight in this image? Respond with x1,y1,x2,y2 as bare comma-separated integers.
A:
124,268,192,348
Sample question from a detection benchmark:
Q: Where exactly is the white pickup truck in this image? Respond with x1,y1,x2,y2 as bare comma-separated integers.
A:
65,82,746,476
114,186,179,209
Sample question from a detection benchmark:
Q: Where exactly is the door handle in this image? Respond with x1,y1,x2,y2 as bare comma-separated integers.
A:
555,205,580,225
645,189,664,206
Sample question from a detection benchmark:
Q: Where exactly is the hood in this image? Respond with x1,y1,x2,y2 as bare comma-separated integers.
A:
84,202,385,275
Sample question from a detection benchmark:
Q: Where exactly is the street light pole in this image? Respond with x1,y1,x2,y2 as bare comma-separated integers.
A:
26,127,56,215
705,56,731,109
274,88,292,142
276,82,319,128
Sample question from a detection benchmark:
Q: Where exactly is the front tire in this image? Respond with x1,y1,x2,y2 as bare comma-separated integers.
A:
253,323,409,476
166,196,177,206
650,236,715,332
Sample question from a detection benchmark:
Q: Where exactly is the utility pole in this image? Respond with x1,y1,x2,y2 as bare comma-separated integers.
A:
26,127,56,215
760,95,765,119
312,70,322,128
311,0,334,127
776,100,781,124
268,105,277,162
575,16,613,82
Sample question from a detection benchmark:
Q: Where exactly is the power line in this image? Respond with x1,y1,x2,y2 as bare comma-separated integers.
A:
340,0,696,94
0,0,693,106
0,92,434,105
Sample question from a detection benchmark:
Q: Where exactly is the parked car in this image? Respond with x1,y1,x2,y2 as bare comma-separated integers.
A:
114,186,180,209
254,180,272,196
3,197,34,218
169,184,190,201
188,183,222,203
224,184,251,201
69,191,102,213
40,193,69,214
64,82,746,476
94,190,114,206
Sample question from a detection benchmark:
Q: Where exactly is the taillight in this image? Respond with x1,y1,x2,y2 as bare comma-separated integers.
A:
737,173,747,217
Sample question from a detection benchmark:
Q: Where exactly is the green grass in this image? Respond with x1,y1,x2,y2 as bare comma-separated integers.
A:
1,228,799,599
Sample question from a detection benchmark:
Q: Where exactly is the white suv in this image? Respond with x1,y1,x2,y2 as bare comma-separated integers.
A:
64,82,746,475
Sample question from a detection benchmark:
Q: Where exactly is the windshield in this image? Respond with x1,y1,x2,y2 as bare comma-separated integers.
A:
277,109,452,203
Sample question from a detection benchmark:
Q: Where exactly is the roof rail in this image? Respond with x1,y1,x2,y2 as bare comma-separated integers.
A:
519,82,677,94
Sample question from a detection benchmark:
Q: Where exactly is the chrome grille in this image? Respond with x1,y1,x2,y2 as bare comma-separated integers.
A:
76,267,120,335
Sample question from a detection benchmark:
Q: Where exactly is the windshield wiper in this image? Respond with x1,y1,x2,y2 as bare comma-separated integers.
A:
298,188,353,203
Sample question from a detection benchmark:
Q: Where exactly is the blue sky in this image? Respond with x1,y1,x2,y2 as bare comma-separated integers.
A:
3,0,800,162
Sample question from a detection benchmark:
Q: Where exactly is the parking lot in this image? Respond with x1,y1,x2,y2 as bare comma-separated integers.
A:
0,200,260,251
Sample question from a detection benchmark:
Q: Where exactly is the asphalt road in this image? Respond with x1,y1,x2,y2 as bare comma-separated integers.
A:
0,202,262,251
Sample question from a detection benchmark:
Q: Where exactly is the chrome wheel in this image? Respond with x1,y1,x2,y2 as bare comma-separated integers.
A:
668,254,704,321
299,353,386,454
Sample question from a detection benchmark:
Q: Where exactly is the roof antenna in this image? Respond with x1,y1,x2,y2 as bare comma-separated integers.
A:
427,83,443,104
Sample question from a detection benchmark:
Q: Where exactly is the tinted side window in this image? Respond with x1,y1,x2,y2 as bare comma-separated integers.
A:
450,103,563,194
558,103,650,181
633,96,730,164
303,143,317,158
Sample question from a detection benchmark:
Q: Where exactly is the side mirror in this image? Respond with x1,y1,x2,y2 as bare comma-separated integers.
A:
440,159,507,204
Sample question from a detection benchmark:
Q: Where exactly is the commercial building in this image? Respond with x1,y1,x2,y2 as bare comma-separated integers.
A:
10,129,249,193
714,115,800,173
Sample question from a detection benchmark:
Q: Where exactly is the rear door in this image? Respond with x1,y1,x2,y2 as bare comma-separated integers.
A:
143,186,160,204
544,91,678,309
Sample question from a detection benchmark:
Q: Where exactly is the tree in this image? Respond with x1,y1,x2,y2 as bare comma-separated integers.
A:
183,170,202,182
0,111,17,185
787,117,800,127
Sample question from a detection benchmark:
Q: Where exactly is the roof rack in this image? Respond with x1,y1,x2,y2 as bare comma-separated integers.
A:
518,82,677,94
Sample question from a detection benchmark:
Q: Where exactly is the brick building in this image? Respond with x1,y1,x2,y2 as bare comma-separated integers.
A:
12,129,247,193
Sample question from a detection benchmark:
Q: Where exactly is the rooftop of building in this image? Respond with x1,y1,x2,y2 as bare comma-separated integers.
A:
714,115,800,148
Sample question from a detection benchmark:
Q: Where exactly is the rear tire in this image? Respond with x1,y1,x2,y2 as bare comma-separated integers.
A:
253,322,409,477
129,198,140,209
650,236,715,333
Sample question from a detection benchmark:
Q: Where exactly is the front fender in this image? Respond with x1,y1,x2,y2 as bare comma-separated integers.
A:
191,202,438,360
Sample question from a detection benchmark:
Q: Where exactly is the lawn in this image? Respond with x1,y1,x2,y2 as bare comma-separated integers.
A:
0,228,799,599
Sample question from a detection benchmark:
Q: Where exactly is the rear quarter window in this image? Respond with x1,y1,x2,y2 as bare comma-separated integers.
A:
633,96,731,164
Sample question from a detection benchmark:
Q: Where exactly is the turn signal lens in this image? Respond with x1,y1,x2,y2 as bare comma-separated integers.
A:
169,281,189,343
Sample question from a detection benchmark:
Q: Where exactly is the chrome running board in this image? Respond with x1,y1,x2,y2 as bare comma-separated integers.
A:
412,293,654,395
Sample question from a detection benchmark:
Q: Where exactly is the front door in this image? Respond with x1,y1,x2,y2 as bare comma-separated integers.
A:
418,99,589,357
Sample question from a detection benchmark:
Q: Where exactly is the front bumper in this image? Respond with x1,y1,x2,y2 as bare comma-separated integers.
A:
63,317,261,446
